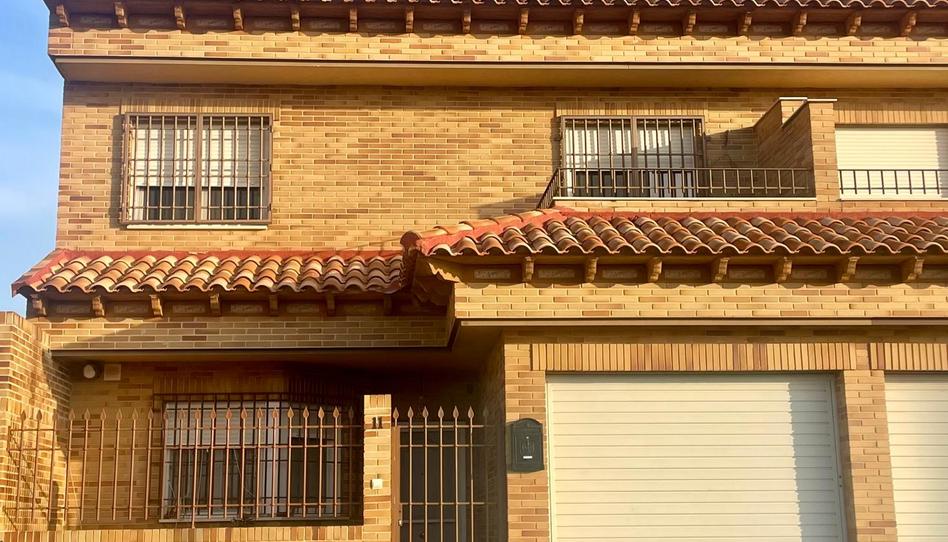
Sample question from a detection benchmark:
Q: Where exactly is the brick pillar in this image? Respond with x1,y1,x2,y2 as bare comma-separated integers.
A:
363,394,394,542
836,350,898,542
502,340,550,542
0,312,70,532
805,99,839,203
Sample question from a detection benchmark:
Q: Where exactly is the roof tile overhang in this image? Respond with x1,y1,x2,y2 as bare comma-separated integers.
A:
14,210,948,300
43,0,948,10
401,209,948,257
12,250,403,297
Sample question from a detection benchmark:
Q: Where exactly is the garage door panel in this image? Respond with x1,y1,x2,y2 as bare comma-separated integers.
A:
890,433,948,446
555,512,842,527
556,501,837,515
552,410,834,424
551,456,834,471
553,432,835,447
886,375,948,541
554,422,833,436
553,466,837,482
547,400,832,413
552,444,835,459
552,389,831,402
548,374,844,541
554,489,840,505
553,478,839,493
555,524,841,540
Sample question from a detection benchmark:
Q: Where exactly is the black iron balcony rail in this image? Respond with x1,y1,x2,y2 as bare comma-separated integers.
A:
839,169,948,199
537,167,815,208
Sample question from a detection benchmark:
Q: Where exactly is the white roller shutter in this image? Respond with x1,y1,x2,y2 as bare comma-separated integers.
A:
547,374,845,542
836,126,948,198
886,375,948,542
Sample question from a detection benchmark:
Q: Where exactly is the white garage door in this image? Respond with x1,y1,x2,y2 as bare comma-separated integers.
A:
547,374,845,542
886,375,948,542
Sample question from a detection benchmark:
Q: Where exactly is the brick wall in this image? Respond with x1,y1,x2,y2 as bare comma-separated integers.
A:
0,313,69,532
32,314,447,351
48,29,948,66
53,84,948,253
492,328,948,542
836,354,900,542
0,394,394,542
454,282,948,320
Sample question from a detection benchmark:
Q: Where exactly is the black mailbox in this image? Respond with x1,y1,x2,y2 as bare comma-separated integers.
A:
506,418,544,473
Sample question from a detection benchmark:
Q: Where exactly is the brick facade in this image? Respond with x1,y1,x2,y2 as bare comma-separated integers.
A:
54,84,948,252
6,1,948,540
48,30,948,66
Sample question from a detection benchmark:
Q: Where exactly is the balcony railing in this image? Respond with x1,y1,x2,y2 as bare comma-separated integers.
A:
6,404,361,529
538,167,815,208
839,169,948,199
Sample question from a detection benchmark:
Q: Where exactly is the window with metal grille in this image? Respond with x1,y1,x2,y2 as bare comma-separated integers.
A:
559,116,705,198
161,397,359,523
123,114,271,224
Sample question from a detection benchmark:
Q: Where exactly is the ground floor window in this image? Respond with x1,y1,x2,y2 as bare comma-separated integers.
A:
161,397,360,522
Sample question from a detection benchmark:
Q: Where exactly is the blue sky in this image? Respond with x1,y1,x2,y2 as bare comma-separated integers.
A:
0,2,62,314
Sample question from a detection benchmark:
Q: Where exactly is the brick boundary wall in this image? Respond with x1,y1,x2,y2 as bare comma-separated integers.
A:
497,330,940,542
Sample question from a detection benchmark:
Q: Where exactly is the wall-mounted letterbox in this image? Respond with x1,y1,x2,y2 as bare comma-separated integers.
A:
506,418,544,473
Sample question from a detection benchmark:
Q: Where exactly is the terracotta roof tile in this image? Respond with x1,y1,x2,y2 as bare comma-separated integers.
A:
219,0,948,8
402,209,948,257
13,251,404,296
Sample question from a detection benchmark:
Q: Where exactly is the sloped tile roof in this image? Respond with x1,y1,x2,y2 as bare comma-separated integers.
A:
402,209,948,257
13,250,404,296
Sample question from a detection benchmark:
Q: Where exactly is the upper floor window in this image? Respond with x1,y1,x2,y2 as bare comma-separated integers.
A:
837,125,948,199
123,114,272,225
559,116,705,198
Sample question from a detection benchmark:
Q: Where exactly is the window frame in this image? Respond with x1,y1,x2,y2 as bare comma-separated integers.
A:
557,114,707,170
835,123,948,201
156,394,361,524
120,112,274,227
557,115,707,198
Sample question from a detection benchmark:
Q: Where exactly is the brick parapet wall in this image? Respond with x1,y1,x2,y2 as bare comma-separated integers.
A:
454,282,948,320
0,313,70,532
30,315,448,351
48,30,948,66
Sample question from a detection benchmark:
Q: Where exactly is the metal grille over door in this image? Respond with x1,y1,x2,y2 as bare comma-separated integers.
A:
393,406,491,542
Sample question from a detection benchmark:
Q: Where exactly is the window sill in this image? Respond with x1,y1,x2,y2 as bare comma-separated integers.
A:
838,195,948,201
125,224,269,231
551,196,818,202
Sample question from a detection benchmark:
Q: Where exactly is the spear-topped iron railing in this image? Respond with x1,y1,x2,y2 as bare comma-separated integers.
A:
392,405,491,542
6,401,361,530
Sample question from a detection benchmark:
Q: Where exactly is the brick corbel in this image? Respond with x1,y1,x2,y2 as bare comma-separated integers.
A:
900,10,917,36
174,5,186,30
901,256,925,282
647,257,663,282
55,4,70,27
628,9,640,35
114,2,128,28
792,10,807,36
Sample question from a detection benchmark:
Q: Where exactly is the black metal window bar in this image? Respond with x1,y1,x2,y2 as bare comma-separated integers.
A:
548,116,814,203
161,398,359,524
839,169,948,198
393,406,490,542
560,116,704,198
123,114,271,224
